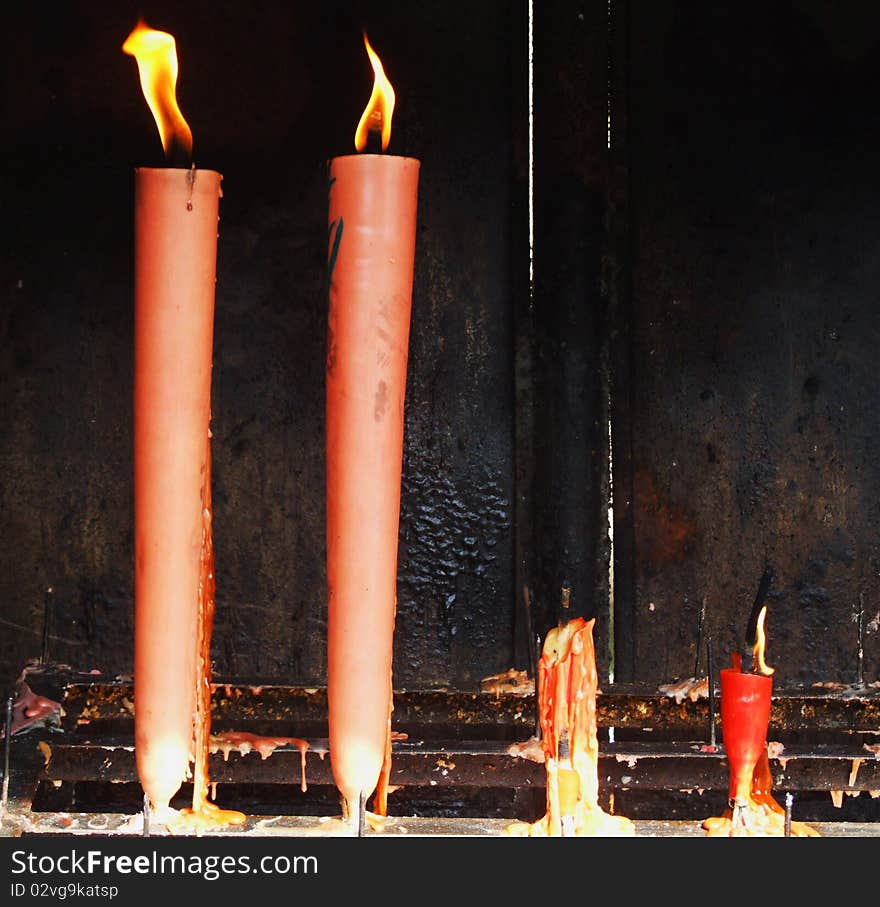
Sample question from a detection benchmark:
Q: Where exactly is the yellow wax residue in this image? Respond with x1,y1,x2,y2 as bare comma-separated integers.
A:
702,749,820,837
703,811,819,838
505,812,635,837
167,799,247,835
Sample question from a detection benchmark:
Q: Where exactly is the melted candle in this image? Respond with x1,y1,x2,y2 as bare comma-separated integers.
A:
505,617,634,837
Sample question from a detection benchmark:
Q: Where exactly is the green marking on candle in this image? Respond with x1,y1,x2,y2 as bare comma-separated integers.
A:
327,217,344,288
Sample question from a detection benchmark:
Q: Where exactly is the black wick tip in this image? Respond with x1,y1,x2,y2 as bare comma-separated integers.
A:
745,564,774,649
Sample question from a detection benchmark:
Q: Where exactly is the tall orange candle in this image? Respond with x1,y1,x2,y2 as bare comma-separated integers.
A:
124,23,223,813
326,33,419,818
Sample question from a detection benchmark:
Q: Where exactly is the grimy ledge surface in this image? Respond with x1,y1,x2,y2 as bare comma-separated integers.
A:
4,667,878,836
4,812,880,838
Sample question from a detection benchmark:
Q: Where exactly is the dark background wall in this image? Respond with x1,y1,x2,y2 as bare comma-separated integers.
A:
2,1,879,695
612,0,880,684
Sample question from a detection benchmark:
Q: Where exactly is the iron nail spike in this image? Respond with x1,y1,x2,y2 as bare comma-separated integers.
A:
729,798,748,835
524,586,536,681
41,589,52,665
1,695,12,814
3,695,13,769
142,793,151,838
694,596,707,679
706,638,716,747
534,633,543,740
357,791,367,837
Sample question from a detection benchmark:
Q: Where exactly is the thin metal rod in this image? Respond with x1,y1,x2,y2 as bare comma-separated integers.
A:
41,587,53,665
142,793,151,837
693,595,707,679
729,798,747,836
523,586,536,681
534,633,542,740
784,792,793,837
356,791,367,837
2,695,13,814
707,637,716,747
857,592,865,687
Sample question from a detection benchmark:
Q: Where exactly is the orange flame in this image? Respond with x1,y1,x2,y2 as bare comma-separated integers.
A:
754,606,775,676
354,32,395,152
122,21,193,159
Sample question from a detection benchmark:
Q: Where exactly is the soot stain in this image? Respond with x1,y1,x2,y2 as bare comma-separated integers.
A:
397,465,509,621
374,380,388,421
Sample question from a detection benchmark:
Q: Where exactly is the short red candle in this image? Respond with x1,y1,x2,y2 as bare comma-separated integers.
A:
720,666,773,804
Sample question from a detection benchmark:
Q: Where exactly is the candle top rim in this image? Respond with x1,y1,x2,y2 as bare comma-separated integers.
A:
328,153,420,165
134,166,223,177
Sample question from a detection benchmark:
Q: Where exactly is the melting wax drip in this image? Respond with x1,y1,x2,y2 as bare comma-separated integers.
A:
211,732,311,792
369,599,398,818
3,679,62,738
505,617,635,837
192,437,214,810
173,435,245,832
372,672,394,816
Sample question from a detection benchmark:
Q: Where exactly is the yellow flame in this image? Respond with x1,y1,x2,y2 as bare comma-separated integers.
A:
122,21,193,159
754,606,775,676
354,32,395,152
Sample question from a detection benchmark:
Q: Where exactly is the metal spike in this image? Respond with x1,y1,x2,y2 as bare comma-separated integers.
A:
694,595,707,679
534,633,542,740
357,791,367,837
2,695,13,816
707,637,716,748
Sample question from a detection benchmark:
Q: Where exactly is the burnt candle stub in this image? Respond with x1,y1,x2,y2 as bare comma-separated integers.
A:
325,153,419,814
505,617,634,837
133,166,222,812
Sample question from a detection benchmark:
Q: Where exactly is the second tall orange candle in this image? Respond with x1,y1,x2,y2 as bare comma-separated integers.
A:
326,153,419,814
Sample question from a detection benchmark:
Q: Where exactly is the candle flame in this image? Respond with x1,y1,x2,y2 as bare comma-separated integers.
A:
122,21,193,159
354,32,395,152
753,606,775,676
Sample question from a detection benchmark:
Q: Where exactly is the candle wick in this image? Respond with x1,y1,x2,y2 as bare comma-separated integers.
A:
366,130,383,155
186,164,197,211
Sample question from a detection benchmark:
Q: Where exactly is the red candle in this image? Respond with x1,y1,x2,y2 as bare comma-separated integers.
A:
326,34,419,819
124,23,222,814
720,666,773,804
